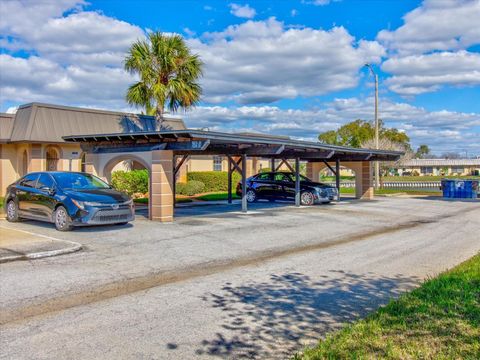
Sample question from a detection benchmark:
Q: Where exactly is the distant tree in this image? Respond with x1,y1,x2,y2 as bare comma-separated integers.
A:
415,144,431,159
362,137,414,177
318,119,411,150
124,31,203,128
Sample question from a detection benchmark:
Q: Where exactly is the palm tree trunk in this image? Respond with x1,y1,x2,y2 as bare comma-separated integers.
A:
155,104,164,130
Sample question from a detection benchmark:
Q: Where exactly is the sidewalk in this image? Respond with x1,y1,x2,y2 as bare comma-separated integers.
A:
0,223,82,263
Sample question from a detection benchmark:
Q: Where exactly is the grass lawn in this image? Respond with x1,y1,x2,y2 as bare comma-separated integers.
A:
0,196,4,208
295,253,480,359
194,192,241,201
320,176,355,181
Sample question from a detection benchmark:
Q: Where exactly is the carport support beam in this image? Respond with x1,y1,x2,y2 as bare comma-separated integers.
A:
227,156,232,204
295,157,301,207
335,159,341,201
242,154,248,212
270,158,275,172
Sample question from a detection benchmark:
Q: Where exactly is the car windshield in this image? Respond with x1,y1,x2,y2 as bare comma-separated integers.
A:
52,173,110,190
285,173,310,182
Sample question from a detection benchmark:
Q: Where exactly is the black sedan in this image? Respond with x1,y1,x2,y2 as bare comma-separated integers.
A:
236,171,338,205
4,172,135,231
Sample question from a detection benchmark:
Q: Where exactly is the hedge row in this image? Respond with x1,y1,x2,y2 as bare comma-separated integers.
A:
111,170,243,197
111,169,149,196
187,171,242,192
176,180,205,196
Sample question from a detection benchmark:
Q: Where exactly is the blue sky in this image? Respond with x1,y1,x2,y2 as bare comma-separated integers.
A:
1,0,479,156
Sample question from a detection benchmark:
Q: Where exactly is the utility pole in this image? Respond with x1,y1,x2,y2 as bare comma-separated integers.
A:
365,64,380,189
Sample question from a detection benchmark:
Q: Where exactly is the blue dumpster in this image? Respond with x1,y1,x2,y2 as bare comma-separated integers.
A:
441,179,479,199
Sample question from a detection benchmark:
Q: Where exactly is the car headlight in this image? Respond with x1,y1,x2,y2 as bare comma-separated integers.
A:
83,201,106,207
316,188,327,197
71,199,85,210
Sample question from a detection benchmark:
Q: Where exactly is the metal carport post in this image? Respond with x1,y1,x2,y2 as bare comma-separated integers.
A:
241,154,247,212
335,159,341,201
295,157,300,207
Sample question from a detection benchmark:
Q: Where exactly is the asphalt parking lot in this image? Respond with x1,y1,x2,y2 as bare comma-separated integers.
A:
1,197,479,359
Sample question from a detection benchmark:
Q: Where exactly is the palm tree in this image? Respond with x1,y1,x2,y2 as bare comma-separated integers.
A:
124,31,203,128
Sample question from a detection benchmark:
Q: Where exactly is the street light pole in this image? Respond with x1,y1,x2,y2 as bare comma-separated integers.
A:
365,63,380,189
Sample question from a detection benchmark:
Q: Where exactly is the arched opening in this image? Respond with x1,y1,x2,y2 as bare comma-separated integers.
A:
103,155,151,219
21,150,28,176
45,147,60,171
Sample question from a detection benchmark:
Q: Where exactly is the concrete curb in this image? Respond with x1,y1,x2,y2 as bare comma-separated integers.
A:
0,224,82,263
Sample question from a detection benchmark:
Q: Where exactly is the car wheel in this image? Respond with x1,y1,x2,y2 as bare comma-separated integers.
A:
6,200,20,222
300,191,315,206
54,206,73,231
245,189,257,203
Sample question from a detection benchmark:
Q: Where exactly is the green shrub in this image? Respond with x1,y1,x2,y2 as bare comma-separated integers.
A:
111,169,149,196
187,171,241,192
176,180,205,196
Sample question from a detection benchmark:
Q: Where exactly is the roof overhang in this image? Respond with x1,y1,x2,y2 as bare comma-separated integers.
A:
63,129,403,162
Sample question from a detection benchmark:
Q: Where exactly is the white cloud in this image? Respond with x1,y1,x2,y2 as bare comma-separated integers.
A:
377,0,480,96
0,0,85,32
0,1,143,109
184,98,480,154
382,51,480,95
189,18,385,104
307,0,341,6
229,3,256,19
377,0,480,55
314,0,331,5
0,54,135,107
1,6,143,66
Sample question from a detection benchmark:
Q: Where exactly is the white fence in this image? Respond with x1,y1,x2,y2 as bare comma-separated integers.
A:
324,181,442,190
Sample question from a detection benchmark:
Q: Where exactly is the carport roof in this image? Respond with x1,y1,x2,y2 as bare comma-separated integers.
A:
63,129,403,162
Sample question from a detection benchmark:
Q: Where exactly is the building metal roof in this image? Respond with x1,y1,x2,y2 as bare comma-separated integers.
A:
0,113,15,142
398,158,480,167
64,129,404,162
5,103,186,143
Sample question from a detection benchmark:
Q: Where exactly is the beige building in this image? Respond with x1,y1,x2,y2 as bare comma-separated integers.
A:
0,103,269,196
393,159,480,176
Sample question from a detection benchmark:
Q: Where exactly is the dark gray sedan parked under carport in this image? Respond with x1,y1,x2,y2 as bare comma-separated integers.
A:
236,171,338,205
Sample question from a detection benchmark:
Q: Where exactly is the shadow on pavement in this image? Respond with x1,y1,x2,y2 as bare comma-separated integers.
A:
183,271,419,359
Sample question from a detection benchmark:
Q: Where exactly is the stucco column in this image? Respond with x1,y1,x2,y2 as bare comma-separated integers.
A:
83,153,98,176
29,144,43,172
150,150,174,222
354,161,374,200
177,160,188,183
306,162,322,182
246,158,255,177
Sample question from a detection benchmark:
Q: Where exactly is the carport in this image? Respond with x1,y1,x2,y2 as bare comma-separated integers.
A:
64,130,402,222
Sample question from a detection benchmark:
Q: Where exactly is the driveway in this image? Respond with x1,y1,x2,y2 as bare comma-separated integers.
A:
0,197,479,359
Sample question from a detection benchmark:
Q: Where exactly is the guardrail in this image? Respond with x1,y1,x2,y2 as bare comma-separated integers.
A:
323,181,442,189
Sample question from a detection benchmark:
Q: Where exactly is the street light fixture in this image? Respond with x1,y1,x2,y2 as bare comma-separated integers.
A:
364,63,380,189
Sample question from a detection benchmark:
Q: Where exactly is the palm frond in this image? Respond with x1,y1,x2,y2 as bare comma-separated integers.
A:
124,31,203,119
